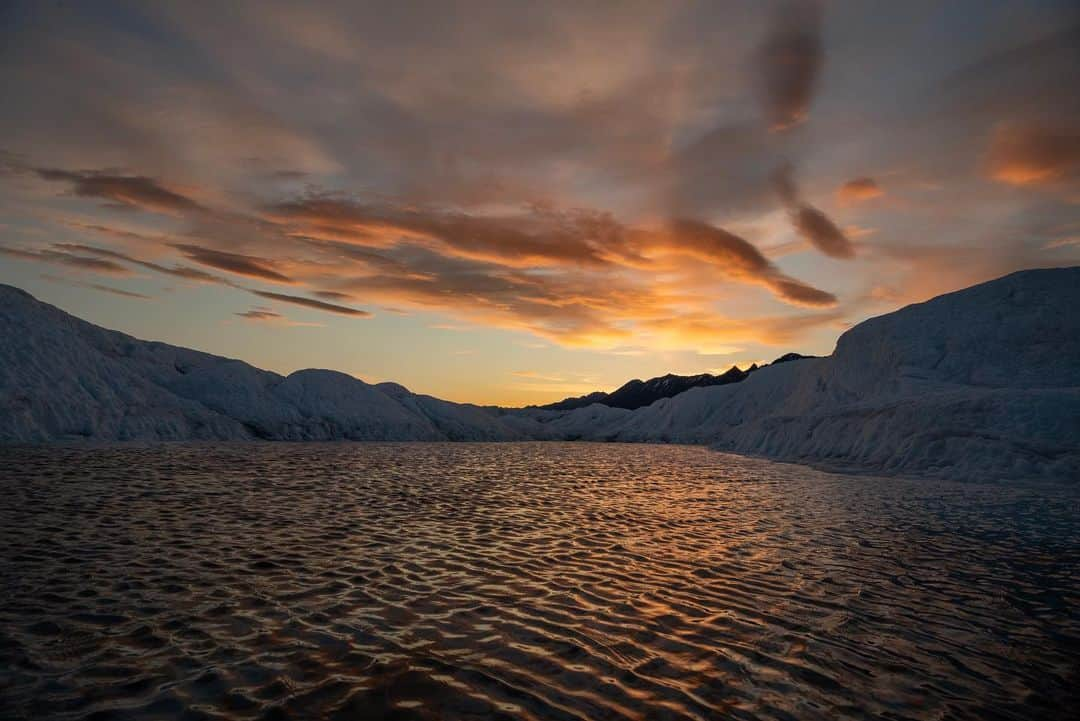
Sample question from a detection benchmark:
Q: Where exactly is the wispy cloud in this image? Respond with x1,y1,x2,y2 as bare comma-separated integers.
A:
171,244,293,284
40,273,152,299
35,169,203,213
512,370,569,382
0,244,134,275
248,289,371,317
54,243,223,283
234,306,323,327
772,165,855,259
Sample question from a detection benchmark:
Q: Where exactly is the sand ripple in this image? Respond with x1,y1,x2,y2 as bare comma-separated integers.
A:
1,442,1077,720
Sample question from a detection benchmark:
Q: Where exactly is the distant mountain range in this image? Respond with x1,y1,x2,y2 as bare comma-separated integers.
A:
536,353,815,411
2,268,1078,481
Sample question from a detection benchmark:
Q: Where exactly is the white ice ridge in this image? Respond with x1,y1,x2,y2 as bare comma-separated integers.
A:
2,267,1078,481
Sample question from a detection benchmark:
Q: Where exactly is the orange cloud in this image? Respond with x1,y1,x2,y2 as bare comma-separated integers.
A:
837,177,883,203
986,124,1080,186
21,162,847,351
269,197,630,268
269,196,832,308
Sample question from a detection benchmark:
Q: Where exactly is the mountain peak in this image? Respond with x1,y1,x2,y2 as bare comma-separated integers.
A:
535,354,817,412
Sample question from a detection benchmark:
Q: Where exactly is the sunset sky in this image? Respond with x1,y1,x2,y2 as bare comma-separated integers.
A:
1,1,1077,405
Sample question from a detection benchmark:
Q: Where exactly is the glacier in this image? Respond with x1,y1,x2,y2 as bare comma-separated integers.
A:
1,268,1078,481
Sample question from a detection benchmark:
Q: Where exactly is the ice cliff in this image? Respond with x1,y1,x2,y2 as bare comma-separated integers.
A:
2,268,1077,481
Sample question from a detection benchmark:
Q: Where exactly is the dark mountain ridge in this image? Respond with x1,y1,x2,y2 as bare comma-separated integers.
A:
535,353,815,411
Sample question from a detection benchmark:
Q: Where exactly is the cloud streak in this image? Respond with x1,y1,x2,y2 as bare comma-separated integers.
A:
269,197,628,268
40,273,152,299
0,244,134,275
247,290,372,317
234,306,324,327
54,243,224,284
171,244,294,283
35,169,203,213
660,219,837,306
236,308,282,321
790,206,855,260
772,165,855,259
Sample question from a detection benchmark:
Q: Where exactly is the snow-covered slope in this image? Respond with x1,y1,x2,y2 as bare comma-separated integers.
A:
2,268,1078,480
503,268,1080,480
0,285,517,442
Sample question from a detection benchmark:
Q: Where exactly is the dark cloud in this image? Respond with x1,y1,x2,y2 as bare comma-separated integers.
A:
34,169,203,213
0,244,134,275
791,206,854,259
763,274,838,307
171,244,293,283
67,222,162,243
757,0,823,130
772,164,855,259
236,308,283,321
313,290,354,301
234,305,324,326
248,290,371,317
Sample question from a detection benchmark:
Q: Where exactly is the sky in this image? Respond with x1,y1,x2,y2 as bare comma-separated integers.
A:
1,1,1077,406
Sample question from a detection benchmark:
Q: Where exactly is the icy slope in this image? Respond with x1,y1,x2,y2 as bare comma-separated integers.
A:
0,285,517,441
508,268,1080,480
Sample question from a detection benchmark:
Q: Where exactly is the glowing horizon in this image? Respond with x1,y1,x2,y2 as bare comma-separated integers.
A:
1,1,1077,406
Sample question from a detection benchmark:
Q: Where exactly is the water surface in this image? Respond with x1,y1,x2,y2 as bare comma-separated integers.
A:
1,443,1077,720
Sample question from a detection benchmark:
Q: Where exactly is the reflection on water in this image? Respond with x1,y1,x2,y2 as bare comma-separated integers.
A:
0,442,1077,720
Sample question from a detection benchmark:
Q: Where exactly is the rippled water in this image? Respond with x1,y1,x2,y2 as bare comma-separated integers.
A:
1,443,1077,720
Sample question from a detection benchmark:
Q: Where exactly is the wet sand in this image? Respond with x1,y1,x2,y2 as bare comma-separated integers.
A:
1,442,1077,720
